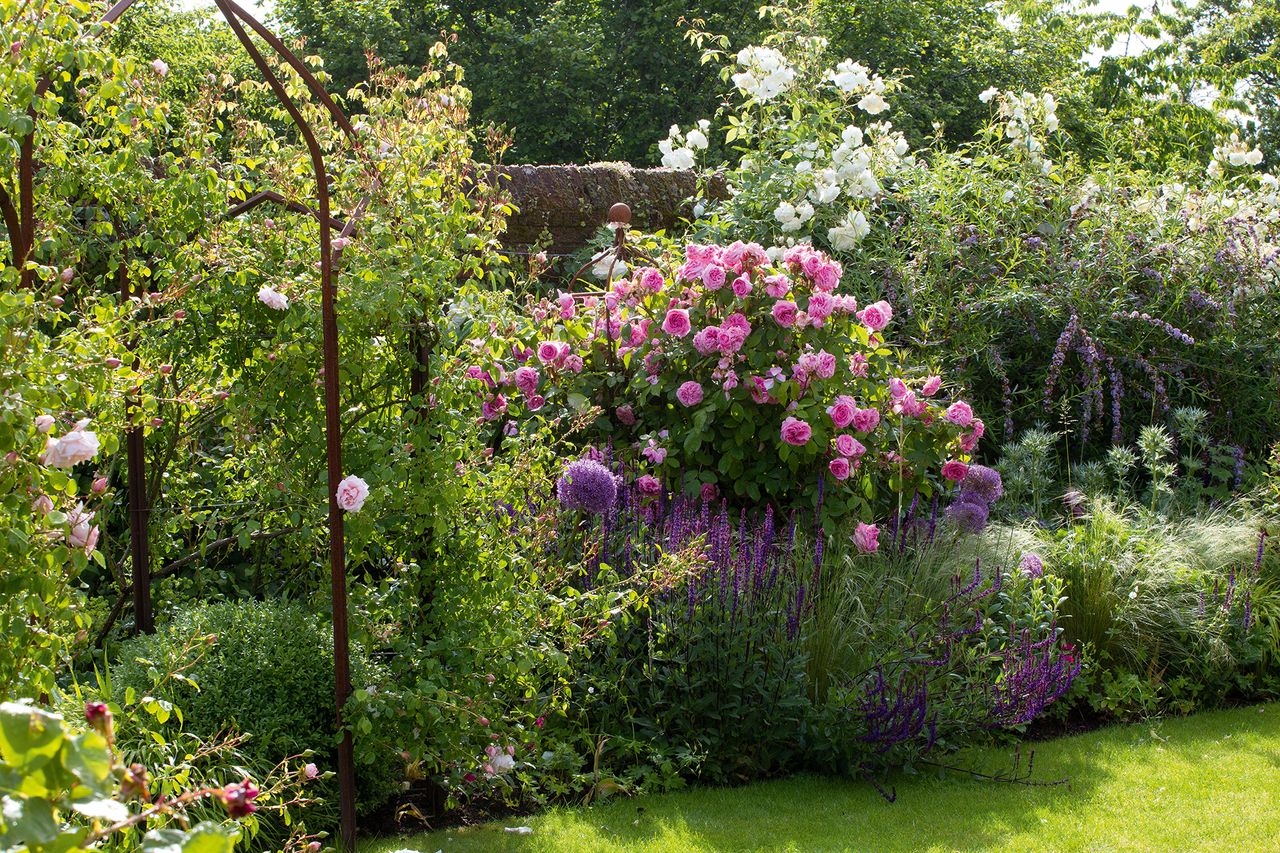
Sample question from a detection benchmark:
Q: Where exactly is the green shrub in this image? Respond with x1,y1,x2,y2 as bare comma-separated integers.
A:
111,599,399,826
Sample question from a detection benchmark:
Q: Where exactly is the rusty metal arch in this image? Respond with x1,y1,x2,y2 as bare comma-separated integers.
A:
6,1,373,847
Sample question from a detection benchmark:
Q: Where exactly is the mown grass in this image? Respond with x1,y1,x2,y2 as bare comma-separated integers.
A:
367,703,1280,852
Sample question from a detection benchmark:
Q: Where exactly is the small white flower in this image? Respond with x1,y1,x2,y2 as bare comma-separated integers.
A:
685,128,709,150
979,86,999,104
151,59,169,78
827,210,870,252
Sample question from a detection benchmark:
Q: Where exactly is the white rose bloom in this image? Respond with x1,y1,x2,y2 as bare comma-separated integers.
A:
979,86,999,104
774,201,797,226
842,125,864,147
827,59,870,93
1246,148,1264,166
857,92,889,115
685,128,709,150
44,422,100,468
490,754,516,775
1228,149,1247,167
827,210,870,251
1207,160,1223,179
592,251,627,280
661,146,696,170
795,201,814,223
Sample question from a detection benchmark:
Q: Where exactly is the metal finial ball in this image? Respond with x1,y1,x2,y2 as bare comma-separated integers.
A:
608,202,632,225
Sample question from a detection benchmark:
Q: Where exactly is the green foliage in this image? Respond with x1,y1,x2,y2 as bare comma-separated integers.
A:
0,700,240,853
110,599,397,822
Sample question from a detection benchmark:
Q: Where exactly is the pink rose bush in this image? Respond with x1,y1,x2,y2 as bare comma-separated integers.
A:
463,241,982,521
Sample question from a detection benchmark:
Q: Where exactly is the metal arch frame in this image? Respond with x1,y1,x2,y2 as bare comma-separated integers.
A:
7,1,373,847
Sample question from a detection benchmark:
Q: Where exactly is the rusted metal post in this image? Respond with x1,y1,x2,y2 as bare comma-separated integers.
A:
119,264,153,634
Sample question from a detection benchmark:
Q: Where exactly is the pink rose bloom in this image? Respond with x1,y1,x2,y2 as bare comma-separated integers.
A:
780,417,812,446
771,300,798,327
849,352,869,378
527,394,546,411
852,407,881,433
801,252,824,280
514,366,539,396
922,375,942,397
639,267,665,293
835,434,865,457
557,292,576,319
702,265,727,290
827,395,857,429
693,326,723,355
945,401,975,427
481,395,507,421
722,312,752,335
764,275,791,298
723,241,747,268
971,418,986,439
808,291,835,321
616,405,636,425
731,276,752,298
889,378,909,400
32,494,54,515
336,474,369,512
828,457,851,480
815,351,837,379
676,381,704,407
43,422,100,468
662,309,692,337
700,483,719,502
853,522,879,554
750,376,771,404
257,285,289,311
857,300,893,332
564,355,584,373
642,443,667,465
814,262,842,292
941,460,968,482
34,414,55,434
536,341,563,365
636,474,661,495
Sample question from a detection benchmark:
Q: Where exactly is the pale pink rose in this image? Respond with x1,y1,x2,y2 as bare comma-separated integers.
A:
564,354,584,373
34,415,55,434
527,394,546,411
636,474,661,495
32,494,53,515
889,378,909,400
151,58,169,77
853,522,879,554
66,504,98,552
851,407,881,433
921,375,942,397
257,285,289,311
642,443,667,465
702,266,727,290
827,395,857,429
616,405,636,425
857,300,893,331
835,434,864,457
676,381,704,407
780,417,812,446
662,309,692,337
945,401,975,427
849,352,869,378
303,763,320,780
514,366,539,396
941,460,968,482
44,424,100,468
336,474,370,512
771,300,798,327
828,457,851,480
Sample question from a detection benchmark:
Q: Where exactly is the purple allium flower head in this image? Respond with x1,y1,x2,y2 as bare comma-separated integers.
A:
556,458,617,514
1018,552,1044,578
946,494,990,534
960,465,1004,505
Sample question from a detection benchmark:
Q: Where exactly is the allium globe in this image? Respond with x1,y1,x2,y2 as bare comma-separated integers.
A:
557,458,618,514
946,495,990,534
1018,552,1045,578
960,464,1004,504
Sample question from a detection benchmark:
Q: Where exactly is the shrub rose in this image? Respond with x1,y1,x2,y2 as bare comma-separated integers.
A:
336,474,370,512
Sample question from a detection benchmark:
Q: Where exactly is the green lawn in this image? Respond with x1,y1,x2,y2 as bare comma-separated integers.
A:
367,703,1280,852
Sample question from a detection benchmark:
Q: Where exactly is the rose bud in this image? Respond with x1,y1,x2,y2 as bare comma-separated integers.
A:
105,357,122,368
159,364,173,375
219,780,260,818
150,417,163,427
60,267,75,283
172,309,186,320
91,476,109,495
50,296,64,307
